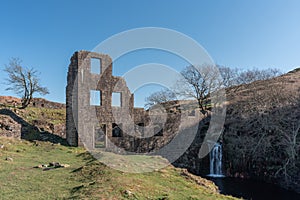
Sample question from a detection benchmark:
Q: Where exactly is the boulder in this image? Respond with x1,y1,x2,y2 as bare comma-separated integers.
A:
49,162,61,168
5,157,13,162
60,164,70,168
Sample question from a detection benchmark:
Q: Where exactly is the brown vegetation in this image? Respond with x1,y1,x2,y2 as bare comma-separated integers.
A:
223,68,300,192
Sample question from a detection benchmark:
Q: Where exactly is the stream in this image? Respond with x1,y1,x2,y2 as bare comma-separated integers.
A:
207,177,300,200
207,142,300,199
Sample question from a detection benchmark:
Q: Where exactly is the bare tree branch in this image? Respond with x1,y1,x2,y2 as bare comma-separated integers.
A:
3,58,49,109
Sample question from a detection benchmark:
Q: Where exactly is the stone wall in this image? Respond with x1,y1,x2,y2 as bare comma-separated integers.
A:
30,98,65,109
66,51,203,156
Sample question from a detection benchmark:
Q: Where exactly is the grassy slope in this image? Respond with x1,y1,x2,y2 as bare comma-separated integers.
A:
17,106,66,125
0,137,84,199
0,137,238,200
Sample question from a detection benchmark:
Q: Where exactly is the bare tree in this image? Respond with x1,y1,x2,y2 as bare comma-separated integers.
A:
145,65,223,115
236,68,282,85
175,65,222,115
273,95,300,185
145,88,176,109
4,58,49,109
218,65,240,88
224,75,300,189
145,65,282,116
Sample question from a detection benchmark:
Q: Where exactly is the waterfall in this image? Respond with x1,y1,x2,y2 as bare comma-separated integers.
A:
208,142,224,177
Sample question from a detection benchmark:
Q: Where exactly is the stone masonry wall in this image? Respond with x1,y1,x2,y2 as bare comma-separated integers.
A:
66,51,202,157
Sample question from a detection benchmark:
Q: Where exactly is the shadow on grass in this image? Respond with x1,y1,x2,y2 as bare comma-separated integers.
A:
76,152,97,163
70,154,107,198
71,184,84,194
0,108,68,146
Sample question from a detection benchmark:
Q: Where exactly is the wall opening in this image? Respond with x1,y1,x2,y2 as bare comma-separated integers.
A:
90,90,101,106
94,124,106,148
135,122,144,135
91,58,101,74
188,110,196,117
154,124,163,136
133,84,167,108
112,123,123,137
112,92,122,107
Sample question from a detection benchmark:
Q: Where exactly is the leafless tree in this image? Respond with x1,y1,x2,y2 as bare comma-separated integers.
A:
146,65,282,116
4,58,49,109
175,65,222,115
273,95,300,185
225,75,300,188
236,68,282,85
218,65,240,88
145,88,176,109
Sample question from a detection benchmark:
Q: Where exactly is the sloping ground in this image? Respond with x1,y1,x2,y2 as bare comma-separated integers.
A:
0,96,21,106
0,96,65,109
226,68,300,106
0,97,66,143
223,68,300,192
0,137,238,200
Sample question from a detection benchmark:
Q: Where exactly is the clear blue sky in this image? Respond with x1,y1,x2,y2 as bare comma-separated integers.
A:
0,0,299,106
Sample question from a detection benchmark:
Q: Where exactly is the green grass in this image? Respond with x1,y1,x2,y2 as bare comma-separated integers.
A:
0,104,66,126
94,141,105,148
0,137,85,199
0,137,239,200
18,107,66,125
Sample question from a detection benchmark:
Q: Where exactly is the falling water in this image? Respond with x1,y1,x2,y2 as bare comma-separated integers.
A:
208,142,224,177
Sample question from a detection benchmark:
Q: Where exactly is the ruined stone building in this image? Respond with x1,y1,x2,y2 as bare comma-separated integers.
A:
66,50,202,155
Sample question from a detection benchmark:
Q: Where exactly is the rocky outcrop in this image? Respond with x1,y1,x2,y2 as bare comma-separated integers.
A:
0,96,67,144
0,114,22,138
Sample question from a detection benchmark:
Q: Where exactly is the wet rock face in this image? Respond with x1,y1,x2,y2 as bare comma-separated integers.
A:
172,119,211,176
